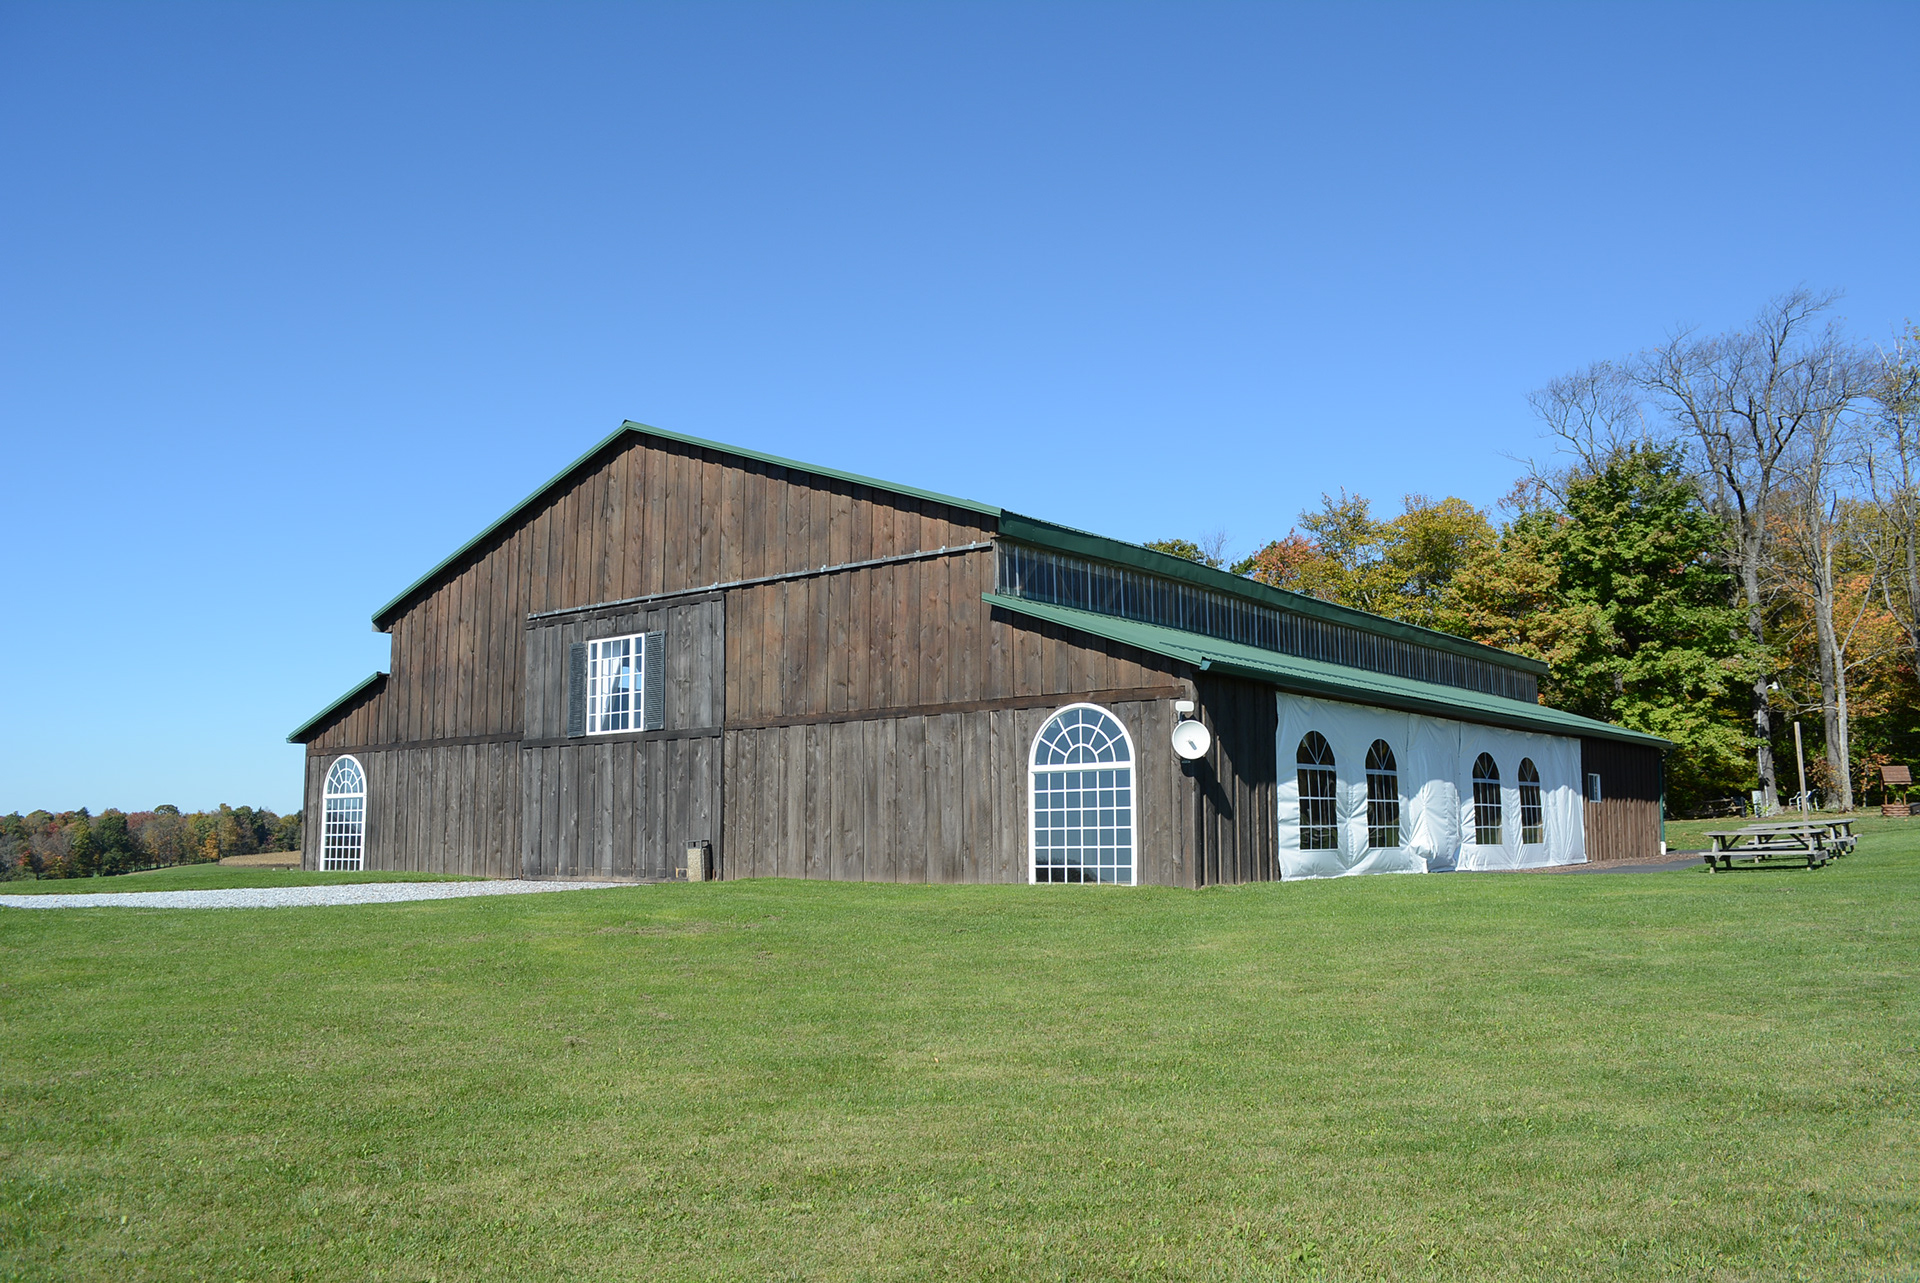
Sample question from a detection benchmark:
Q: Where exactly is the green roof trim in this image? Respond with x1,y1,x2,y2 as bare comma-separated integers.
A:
983,593,1666,748
995,511,1551,678
287,672,387,744
369,420,1002,630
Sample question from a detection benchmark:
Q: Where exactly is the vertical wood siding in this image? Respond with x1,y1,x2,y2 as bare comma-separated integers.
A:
1580,738,1664,862
721,698,1191,886
302,434,995,755
1189,674,1280,886
303,744,521,877
517,596,725,878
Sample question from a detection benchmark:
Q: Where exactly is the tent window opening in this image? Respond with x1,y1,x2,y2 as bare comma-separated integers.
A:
1472,753,1502,845
1518,758,1544,844
1365,739,1400,849
322,755,366,872
1297,732,1339,850
1030,704,1135,885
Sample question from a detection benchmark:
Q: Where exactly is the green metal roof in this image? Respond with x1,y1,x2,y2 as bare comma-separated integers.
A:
983,592,1666,748
995,511,1551,677
369,420,1003,630
363,420,1545,691
287,672,387,744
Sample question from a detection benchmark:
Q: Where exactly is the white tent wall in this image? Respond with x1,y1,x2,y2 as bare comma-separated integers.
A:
1274,693,1585,878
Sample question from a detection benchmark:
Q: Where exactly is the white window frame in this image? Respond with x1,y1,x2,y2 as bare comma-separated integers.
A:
587,633,646,735
1517,757,1545,844
322,754,366,872
1296,731,1340,851
1028,703,1139,886
1365,738,1401,850
1472,752,1503,845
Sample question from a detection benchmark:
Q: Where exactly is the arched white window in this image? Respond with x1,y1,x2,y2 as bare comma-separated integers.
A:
1297,732,1339,850
1030,704,1136,885
1365,739,1400,849
1517,758,1544,844
1472,753,1502,846
322,755,366,871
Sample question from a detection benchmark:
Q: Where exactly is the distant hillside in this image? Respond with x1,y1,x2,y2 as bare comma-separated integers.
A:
0,805,301,880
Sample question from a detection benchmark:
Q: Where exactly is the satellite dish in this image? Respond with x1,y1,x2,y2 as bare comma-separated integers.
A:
1171,719,1211,761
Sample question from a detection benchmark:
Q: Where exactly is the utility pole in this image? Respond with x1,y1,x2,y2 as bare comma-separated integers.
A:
1793,721,1810,816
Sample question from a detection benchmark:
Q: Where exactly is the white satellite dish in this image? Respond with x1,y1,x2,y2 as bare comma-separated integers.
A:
1171,719,1211,761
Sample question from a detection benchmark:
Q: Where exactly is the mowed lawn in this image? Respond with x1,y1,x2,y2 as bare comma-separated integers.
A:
2,826,1917,1281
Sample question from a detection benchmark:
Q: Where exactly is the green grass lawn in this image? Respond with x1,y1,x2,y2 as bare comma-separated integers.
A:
0,866,478,895
2,833,1916,1281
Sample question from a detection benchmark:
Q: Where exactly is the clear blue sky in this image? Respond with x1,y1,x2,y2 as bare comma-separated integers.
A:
3,2,1915,814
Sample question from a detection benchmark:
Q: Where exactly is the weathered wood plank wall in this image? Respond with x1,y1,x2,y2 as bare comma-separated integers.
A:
517,596,725,878
295,429,1274,885
1579,738,1664,862
722,697,1192,886
1189,674,1280,886
302,744,521,878
303,434,994,756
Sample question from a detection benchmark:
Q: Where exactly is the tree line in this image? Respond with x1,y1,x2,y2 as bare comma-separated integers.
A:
0,805,303,880
1148,290,1918,816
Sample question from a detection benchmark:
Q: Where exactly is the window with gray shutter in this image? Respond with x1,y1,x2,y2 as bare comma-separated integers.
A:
642,631,666,730
566,642,588,737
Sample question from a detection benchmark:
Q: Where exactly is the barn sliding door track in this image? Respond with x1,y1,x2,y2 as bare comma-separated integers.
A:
524,541,994,626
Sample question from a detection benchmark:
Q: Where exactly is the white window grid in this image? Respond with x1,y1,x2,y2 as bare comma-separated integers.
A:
588,633,645,735
1517,758,1544,844
1030,704,1136,885
1296,731,1339,851
322,755,366,871
1472,753,1503,845
1365,738,1400,849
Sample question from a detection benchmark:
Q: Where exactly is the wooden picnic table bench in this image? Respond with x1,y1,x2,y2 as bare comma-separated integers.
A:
1701,822,1837,871
1718,817,1856,851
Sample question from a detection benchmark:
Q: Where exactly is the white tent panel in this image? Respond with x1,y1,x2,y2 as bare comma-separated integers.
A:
1275,693,1585,879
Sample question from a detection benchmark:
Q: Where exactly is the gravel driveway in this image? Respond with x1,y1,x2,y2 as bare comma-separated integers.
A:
0,880,638,910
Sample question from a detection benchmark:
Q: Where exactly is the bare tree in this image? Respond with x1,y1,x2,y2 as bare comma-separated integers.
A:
1862,326,1920,669
1776,393,1874,812
1527,360,1657,483
1638,289,1856,811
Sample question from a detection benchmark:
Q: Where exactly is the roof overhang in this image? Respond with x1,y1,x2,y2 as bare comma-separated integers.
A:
984,592,1667,749
287,672,387,744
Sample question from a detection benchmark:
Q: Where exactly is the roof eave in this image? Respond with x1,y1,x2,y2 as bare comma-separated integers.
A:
982,592,1667,749
287,672,387,744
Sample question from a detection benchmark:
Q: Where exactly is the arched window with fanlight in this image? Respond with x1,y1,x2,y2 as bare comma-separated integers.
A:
1472,752,1502,846
1030,705,1136,885
1365,740,1400,848
322,755,367,871
1517,758,1544,844
1297,732,1339,850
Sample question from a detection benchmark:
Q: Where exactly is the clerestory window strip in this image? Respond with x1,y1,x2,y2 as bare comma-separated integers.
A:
994,542,1538,703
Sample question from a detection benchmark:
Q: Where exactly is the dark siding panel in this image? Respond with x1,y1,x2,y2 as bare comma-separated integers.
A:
1581,739,1664,862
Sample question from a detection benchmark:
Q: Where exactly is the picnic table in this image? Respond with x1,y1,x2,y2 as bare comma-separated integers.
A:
1701,819,1854,871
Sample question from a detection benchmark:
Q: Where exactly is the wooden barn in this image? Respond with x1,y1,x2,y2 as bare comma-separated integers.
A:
290,422,1667,884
